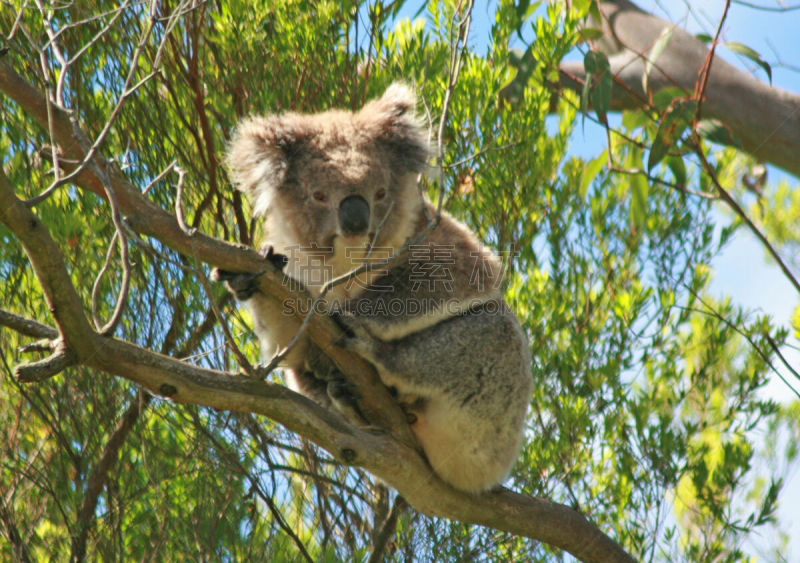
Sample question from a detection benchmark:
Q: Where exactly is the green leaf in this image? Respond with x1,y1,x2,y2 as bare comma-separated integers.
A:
581,73,593,114
516,0,541,22
514,0,541,40
579,150,607,199
723,41,772,83
642,25,674,94
695,32,713,43
500,47,537,103
576,27,604,43
583,49,601,74
696,119,742,147
652,86,688,111
665,155,687,187
584,51,612,122
792,304,800,340
622,109,650,130
588,0,602,24
648,99,696,171
630,172,649,230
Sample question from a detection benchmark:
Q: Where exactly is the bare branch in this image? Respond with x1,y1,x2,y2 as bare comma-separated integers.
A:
368,494,406,563
14,346,74,383
0,308,59,340
436,0,474,215
693,0,731,120
690,139,800,296
71,391,152,561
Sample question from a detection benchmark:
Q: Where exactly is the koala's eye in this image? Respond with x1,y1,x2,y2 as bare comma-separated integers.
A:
312,191,328,203
375,188,387,201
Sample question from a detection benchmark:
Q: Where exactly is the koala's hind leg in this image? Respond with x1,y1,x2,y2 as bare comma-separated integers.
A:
337,305,532,492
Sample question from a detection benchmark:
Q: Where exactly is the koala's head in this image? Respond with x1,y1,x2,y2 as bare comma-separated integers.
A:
227,83,429,260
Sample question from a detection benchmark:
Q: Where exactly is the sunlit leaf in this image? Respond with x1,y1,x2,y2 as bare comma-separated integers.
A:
630,171,649,230
696,119,742,147
642,25,674,94
723,41,772,83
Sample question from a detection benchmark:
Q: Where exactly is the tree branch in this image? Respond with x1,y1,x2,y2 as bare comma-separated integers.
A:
556,0,800,179
70,392,152,561
0,308,59,340
368,494,406,563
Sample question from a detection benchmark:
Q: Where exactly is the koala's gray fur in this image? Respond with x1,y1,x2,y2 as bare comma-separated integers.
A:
225,83,532,492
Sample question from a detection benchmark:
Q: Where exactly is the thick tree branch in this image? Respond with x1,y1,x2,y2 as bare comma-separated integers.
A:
0,166,96,354
556,0,800,179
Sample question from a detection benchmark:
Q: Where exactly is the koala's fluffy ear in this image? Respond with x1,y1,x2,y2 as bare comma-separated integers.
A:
226,116,306,217
360,82,430,174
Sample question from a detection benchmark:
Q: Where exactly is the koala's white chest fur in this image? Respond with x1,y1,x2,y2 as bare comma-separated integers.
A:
269,231,384,306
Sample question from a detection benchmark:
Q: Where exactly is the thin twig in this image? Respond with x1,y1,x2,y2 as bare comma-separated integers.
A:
692,143,800,296
174,166,194,235
190,412,315,563
608,165,718,199
91,230,121,329
367,494,407,563
694,0,731,119
143,159,178,194
93,182,133,336
25,0,160,207
436,0,474,216
446,141,520,169
677,298,800,400
193,251,255,375
173,161,254,372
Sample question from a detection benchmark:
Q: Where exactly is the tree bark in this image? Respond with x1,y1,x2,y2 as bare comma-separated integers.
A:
555,0,800,179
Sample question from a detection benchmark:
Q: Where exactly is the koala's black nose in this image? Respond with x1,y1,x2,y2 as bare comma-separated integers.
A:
338,195,370,236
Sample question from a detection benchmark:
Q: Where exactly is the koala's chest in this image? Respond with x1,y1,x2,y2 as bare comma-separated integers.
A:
281,245,383,306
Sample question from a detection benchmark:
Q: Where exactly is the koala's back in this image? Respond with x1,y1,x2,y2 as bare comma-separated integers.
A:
341,205,532,491
374,300,532,491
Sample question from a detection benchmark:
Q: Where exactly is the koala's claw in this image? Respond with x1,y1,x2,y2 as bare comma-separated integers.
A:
212,269,262,301
261,245,289,270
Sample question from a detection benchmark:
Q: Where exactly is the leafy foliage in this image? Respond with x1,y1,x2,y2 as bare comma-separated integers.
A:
1,0,798,560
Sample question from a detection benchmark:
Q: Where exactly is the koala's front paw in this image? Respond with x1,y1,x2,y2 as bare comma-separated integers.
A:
333,319,391,374
211,246,288,301
211,268,263,301
260,245,289,270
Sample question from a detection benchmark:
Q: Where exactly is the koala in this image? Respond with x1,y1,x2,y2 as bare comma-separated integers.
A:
223,83,532,493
